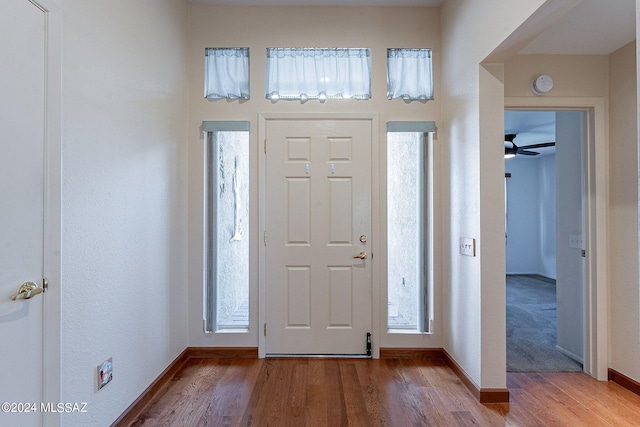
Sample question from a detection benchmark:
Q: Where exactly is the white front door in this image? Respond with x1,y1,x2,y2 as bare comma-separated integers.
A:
265,118,372,355
0,0,47,424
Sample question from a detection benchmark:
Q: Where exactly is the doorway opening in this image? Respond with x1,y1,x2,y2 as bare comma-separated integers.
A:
504,109,585,373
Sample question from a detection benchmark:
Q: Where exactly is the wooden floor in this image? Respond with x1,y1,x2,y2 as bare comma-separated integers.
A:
124,356,640,426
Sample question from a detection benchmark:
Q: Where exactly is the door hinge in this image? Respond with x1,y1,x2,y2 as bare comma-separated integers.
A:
581,249,586,257
264,323,267,336
264,230,268,246
264,139,267,154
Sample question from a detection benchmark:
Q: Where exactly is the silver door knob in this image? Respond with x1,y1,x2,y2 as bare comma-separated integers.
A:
353,251,367,260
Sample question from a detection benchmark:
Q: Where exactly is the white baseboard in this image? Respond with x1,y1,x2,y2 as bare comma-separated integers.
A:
555,345,584,364
506,272,557,280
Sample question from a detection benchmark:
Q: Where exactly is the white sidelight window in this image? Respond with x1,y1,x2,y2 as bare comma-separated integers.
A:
204,48,250,100
386,121,435,333
265,48,371,102
387,48,433,101
203,121,250,332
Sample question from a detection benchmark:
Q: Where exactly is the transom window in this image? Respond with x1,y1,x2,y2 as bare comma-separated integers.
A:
387,48,434,101
204,48,250,100
265,48,371,102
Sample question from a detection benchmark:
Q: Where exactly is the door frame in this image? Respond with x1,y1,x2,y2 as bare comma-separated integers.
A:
258,113,380,358
505,97,608,380
35,0,63,423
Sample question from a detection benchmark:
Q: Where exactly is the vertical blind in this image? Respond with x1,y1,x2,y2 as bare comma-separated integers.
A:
387,48,433,101
204,48,250,100
265,48,371,102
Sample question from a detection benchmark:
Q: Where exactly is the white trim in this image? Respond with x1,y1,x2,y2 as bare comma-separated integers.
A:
33,0,62,425
505,97,608,381
258,113,379,358
556,344,584,364
506,272,557,280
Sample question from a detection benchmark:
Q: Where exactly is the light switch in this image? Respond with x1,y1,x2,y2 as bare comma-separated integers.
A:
569,234,583,249
460,237,476,257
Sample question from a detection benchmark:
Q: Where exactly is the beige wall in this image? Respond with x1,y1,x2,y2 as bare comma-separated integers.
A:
505,54,608,97
608,41,639,381
59,0,189,425
187,6,443,349
441,0,546,389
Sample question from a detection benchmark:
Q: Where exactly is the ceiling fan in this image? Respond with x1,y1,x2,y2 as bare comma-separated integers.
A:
504,133,555,158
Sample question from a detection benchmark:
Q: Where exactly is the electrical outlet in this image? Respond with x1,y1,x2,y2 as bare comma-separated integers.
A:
460,237,476,257
98,358,113,390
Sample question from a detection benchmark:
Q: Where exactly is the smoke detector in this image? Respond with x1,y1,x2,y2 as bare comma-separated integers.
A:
530,74,554,96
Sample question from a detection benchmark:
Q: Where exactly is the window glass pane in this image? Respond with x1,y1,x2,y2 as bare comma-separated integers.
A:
204,48,250,99
387,132,423,329
387,48,433,101
265,48,371,102
205,129,250,331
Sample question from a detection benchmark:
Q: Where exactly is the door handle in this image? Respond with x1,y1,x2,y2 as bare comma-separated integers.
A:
353,251,367,260
11,279,47,301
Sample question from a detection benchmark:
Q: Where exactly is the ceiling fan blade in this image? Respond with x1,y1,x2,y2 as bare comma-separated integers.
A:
517,150,540,156
504,147,518,157
520,142,555,149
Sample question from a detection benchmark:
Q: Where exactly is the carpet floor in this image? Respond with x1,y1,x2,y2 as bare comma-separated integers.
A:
506,274,582,372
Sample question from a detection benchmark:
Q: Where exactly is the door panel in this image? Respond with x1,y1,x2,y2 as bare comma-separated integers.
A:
555,111,585,361
266,119,372,355
0,1,47,425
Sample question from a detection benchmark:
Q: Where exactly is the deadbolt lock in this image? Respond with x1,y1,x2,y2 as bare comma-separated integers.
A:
359,235,368,244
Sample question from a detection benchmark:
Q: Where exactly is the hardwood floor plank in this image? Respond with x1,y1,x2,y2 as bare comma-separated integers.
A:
305,359,328,427
510,373,606,426
260,359,293,426
340,362,371,424
323,359,349,426
507,373,597,427
352,360,393,426
287,361,308,408
121,356,640,427
204,358,261,426
393,359,439,426
543,372,640,425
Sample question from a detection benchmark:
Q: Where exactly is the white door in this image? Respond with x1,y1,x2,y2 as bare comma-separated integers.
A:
0,0,47,425
265,119,372,355
555,111,586,363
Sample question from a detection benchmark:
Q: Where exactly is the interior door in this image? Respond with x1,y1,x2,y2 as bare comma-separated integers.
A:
555,111,585,363
265,118,372,355
0,0,47,424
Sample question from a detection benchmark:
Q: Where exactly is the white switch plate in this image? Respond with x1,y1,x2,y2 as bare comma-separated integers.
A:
460,237,476,257
569,234,583,249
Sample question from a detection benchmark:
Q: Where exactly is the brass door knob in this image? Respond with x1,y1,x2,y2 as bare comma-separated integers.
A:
353,251,367,260
11,279,47,301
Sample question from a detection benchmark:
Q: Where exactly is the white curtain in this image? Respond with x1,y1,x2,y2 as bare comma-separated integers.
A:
204,48,250,99
387,48,433,101
265,48,371,102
